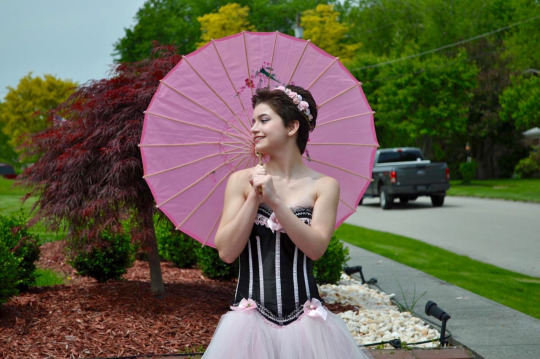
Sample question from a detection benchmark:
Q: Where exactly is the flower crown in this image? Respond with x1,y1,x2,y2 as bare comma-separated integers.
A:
274,86,313,122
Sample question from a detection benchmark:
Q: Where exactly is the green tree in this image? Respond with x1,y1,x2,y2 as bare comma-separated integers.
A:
0,111,19,167
301,4,359,63
339,0,424,57
500,74,540,131
342,0,536,178
503,0,540,71
373,51,478,160
0,73,76,159
114,0,333,62
197,3,256,48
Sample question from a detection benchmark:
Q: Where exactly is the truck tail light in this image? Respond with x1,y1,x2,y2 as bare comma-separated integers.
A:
390,171,397,184
446,167,450,181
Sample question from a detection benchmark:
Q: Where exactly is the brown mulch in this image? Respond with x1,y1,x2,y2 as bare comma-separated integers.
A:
0,241,353,359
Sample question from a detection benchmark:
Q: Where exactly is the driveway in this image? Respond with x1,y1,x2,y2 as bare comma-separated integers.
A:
345,196,540,277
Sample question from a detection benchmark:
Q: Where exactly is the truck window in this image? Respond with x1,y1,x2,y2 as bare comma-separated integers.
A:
378,150,424,163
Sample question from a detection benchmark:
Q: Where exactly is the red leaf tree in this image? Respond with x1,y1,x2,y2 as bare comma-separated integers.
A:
18,45,183,295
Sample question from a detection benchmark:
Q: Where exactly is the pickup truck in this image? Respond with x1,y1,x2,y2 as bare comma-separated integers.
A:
362,147,450,209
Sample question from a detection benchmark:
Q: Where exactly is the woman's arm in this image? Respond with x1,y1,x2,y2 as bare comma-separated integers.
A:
214,170,260,263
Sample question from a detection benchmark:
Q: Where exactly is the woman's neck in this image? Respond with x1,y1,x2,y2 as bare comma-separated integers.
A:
265,151,307,180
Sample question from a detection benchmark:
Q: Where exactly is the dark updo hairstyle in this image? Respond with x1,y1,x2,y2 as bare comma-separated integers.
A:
252,85,317,154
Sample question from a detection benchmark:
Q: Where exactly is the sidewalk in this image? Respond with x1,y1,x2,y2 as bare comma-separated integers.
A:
344,243,540,359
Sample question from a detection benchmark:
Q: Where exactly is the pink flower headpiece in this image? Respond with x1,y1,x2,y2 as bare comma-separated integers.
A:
274,86,313,122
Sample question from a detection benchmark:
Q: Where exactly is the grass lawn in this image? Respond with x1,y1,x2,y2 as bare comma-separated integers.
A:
0,177,66,243
448,178,540,203
34,268,66,287
336,223,540,320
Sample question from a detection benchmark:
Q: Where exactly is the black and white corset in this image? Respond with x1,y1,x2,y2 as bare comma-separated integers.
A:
233,204,321,325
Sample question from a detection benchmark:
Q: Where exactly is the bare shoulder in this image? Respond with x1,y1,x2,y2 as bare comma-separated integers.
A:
227,168,252,195
308,169,339,198
309,169,339,188
229,168,251,183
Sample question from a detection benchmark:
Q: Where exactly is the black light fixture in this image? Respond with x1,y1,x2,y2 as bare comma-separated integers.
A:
344,266,378,285
425,301,451,347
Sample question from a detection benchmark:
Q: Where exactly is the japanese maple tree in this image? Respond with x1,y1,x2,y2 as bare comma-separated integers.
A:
18,45,183,295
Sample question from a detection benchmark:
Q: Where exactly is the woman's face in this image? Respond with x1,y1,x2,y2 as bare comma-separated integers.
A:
251,103,289,154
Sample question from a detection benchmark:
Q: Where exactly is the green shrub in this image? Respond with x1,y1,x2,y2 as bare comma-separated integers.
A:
314,235,350,284
68,231,135,282
195,245,238,280
459,161,477,184
514,147,540,178
155,218,197,268
0,241,20,305
0,212,40,291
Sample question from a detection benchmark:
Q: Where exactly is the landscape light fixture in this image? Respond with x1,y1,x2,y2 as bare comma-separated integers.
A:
425,301,451,347
344,266,378,285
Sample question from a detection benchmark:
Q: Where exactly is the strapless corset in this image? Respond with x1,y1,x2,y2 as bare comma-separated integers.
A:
234,205,321,325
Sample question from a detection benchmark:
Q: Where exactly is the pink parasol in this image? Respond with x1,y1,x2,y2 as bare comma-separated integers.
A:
139,31,378,247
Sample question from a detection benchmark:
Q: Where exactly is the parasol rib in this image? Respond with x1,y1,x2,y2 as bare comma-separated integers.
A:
211,39,252,132
339,197,357,212
144,110,251,145
157,153,245,208
287,39,311,85
182,56,251,138
316,111,375,128
302,156,373,181
306,57,339,91
318,83,361,109
138,141,251,156
158,80,247,139
308,143,378,147
176,155,251,231
138,141,242,148
203,213,222,246
266,31,279,89
143,148,241,178
243,32,254,98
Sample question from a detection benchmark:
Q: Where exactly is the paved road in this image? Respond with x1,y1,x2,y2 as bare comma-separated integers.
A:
345,196,540,277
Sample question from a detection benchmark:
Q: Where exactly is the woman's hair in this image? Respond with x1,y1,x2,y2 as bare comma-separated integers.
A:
252,85,317,154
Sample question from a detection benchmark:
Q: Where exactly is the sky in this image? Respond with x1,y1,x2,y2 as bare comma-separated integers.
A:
0,0,148,100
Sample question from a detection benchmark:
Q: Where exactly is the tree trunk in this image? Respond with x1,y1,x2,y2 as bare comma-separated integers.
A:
421,136,433,160
141,208,165,295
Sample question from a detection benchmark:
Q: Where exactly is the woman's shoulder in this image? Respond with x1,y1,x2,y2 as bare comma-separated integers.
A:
307,169,339,188
229,168,251,181
227,168,253,193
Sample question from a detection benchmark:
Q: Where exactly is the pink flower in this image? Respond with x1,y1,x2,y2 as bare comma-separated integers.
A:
231,298,257,311
303,299,327,320
267,212,282,233
299,101,309,111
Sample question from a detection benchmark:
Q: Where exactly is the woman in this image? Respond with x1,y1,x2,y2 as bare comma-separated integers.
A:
203,85,372,359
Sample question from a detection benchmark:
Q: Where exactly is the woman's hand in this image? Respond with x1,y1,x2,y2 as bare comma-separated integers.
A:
249,164,279,207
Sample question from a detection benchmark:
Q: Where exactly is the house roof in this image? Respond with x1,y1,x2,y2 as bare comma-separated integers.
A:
523,127,540,138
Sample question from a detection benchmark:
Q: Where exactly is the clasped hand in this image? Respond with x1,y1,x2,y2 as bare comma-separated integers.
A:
249,164,278,206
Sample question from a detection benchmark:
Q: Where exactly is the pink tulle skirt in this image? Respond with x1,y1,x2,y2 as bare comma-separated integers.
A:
202,308,373,359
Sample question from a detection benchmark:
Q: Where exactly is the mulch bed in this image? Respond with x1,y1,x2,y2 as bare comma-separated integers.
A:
0,241,352,359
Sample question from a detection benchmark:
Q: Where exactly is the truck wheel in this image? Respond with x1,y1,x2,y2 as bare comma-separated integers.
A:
380,186,393,210
431,195,445,207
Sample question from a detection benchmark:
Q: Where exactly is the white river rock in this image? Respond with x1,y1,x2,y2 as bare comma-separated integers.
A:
319,274,441,349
